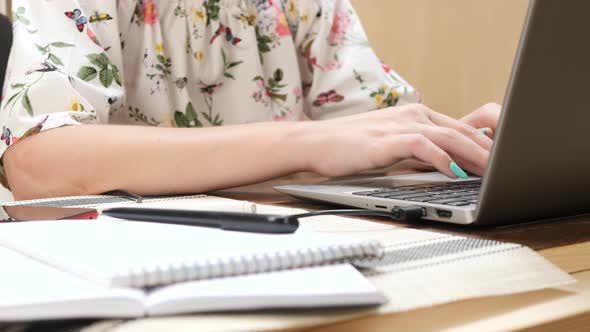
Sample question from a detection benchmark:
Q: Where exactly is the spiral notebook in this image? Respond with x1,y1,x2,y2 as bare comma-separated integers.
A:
0,219,382,288
0,247,385,321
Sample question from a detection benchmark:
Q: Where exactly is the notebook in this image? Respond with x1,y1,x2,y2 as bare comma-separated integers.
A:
0,194,258,213
0,247,386,321
0,219,382,288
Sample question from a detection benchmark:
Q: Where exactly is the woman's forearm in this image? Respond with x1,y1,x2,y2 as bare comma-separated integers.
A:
3,123,310,200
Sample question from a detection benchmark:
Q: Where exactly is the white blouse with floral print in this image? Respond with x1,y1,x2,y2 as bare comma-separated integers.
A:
0,0,419,187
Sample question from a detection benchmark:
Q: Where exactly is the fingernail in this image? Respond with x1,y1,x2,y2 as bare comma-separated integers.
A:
480,128,488,135
449,162,469,179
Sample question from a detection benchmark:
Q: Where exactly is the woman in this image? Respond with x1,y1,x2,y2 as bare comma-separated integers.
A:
0,0,499,200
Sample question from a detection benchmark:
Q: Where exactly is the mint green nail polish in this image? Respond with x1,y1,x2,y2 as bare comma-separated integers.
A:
449,162,469,179
480,128,488,135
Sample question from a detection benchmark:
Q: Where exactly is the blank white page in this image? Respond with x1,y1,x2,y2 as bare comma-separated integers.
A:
146,264,387,315
0,220,379,287
0,247,144,321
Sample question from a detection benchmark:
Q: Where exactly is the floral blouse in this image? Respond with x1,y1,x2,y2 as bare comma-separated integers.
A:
0,0,419,188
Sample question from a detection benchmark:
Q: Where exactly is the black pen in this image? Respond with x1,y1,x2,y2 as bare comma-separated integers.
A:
101,207,299,234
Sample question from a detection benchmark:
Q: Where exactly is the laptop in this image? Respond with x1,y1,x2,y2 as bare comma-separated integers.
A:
275,0,590,226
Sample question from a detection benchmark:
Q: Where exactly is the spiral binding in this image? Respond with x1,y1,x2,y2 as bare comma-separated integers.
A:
115,240,383,288
0,194,209,208
0,195,119,207
76,194,211,208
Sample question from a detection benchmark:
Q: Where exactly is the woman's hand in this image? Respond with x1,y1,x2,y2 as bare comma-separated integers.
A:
299,103,495,179
387,103,502,175
460,103,502,137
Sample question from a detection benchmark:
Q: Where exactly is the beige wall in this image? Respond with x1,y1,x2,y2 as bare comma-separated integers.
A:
0,0,8,15
352,0,529,118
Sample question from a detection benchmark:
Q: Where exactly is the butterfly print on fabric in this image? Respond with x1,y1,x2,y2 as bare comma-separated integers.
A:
210,23,242,45
312,90,344,107
1,127,13,145
65,9,88,32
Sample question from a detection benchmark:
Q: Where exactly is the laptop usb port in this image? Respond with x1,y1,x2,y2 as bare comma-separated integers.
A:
436,209,453,218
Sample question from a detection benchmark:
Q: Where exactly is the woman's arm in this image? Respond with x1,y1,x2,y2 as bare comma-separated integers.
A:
3,122,307,200
4,103,492,200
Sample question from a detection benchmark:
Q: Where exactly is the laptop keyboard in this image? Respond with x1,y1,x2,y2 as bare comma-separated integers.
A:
352,180,481,207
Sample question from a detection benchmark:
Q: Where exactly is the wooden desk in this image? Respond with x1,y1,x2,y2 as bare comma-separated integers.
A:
7,178,587,332
214,178,590,332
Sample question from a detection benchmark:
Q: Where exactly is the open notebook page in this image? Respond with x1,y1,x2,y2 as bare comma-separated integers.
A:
0,247,144,321
0,220,381,287
145,264,386,315
0,246,384,320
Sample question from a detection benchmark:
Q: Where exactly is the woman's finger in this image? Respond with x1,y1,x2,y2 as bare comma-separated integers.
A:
391,134,467,179
460,103,502,131
479,127,494,139
418,124,490,172
425,108,494,151
451,155,485,176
